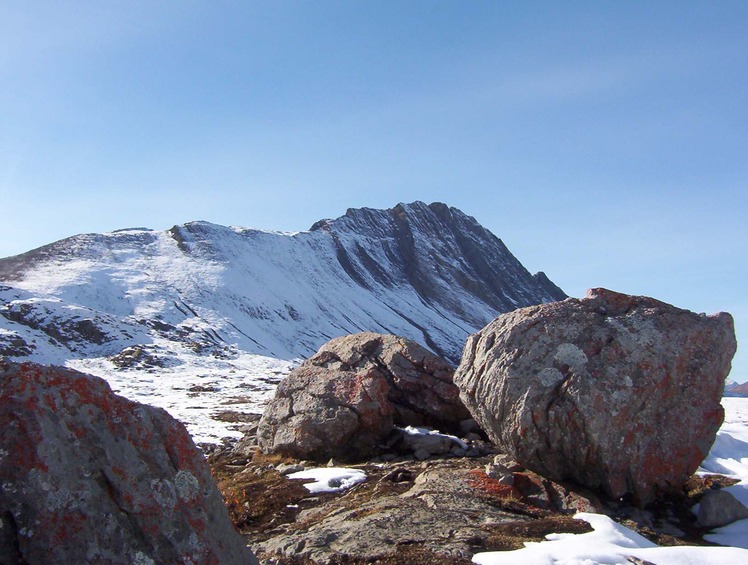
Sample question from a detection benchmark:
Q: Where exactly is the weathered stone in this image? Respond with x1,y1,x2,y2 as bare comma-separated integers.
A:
0,360,257,565
493,454,524,473
257,332,469,461
455,288,736,505
253,460,523,563
485,463,514,484
110,344,165,369
276,463,306,476
697,489,748,528
459,418,480,435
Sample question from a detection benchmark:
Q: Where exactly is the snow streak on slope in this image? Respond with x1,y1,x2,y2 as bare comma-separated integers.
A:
0,202,565,441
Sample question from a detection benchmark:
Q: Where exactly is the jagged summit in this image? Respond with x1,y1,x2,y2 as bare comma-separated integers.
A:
0,202,565,440
0,201,564,362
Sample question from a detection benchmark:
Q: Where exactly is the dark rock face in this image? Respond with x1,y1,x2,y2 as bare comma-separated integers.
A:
314,202,567,359
455,288,737,505
257,332,470,461
0,360,257,565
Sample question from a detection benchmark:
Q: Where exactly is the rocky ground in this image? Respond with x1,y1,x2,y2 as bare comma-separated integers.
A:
205,415,738,565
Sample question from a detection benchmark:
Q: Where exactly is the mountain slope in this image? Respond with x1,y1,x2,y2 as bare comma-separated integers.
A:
725,379,748,397
0,201,565,440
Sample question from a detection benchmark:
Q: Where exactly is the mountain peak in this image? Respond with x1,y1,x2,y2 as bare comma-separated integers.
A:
0,201,566,441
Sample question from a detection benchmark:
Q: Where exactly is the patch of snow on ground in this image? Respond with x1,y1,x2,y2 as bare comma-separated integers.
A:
287,467,367,494
472,512,748,565
400,425,469,449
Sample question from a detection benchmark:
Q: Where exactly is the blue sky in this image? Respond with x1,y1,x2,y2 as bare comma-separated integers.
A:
2,1,746,380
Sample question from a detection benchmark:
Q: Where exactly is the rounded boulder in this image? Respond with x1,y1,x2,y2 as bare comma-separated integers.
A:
454,288,736,505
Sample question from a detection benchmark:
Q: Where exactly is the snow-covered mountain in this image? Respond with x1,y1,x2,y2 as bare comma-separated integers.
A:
725,379,748,398
0,201,565,441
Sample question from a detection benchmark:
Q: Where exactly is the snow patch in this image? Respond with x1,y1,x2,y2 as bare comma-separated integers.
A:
287,467,367,494
399,425,468,450
472,512,748,565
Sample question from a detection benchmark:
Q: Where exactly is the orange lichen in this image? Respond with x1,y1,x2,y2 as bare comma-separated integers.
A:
466,469,520,500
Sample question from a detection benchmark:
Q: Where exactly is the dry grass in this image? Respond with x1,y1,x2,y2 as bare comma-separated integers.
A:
480,516,594,551
684,474,740,498
208,452,309,534
263,545,474,565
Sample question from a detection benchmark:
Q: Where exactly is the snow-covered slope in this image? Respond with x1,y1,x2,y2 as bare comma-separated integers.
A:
0,201,565,441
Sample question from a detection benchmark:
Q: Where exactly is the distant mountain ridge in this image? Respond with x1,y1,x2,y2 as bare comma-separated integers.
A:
0,201,565,440
0,201,565,365
725,379,748,398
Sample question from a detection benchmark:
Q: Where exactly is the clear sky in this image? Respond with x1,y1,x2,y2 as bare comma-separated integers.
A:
2,1,746,381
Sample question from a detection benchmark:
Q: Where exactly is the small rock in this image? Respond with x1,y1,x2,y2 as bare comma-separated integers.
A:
493,454,524,472
414,449,431,461
459,418,480,435
382,469,415,483
498,474,515,486
513,473,551,509
484,463,508,480
276,463,305,475
698,489,748,528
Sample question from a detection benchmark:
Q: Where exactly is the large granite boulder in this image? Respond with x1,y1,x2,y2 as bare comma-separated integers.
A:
0,360,257,565
257,332,469,461
454,288,736,505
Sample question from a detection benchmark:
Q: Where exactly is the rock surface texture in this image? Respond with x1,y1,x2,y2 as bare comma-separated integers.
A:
697,489,748,528
455,288,737,505
257,332,470,461
0,360,257,565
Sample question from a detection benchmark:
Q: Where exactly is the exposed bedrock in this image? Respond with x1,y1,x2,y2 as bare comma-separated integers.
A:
454,288,737,505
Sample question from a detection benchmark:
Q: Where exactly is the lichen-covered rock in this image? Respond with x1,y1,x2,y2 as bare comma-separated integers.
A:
257,332,469,461
0,360,257,565
454,288,737,505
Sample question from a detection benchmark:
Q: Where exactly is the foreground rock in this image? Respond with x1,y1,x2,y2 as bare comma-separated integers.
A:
0,360,257,565
455,288,737,505
697,489,748,528
257,332,470,461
